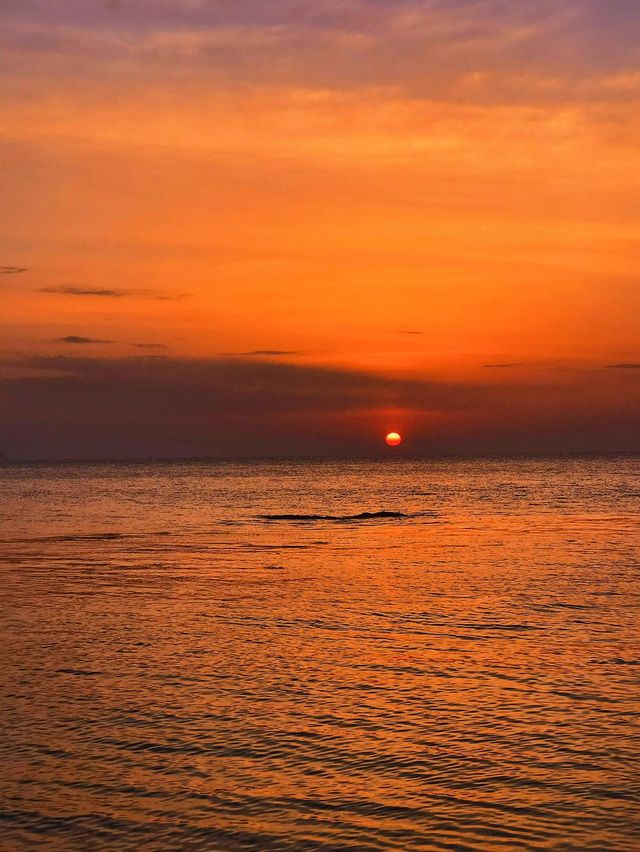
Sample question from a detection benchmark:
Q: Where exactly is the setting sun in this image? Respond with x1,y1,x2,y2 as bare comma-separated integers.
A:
385,432,402,447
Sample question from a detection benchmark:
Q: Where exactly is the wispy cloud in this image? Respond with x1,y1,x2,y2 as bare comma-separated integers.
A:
39,286,186,300
398,330,423,336
133,342,169,350
483,363,524,369
606,363,640,369
55,336,113,344
41,286,126,297
1,266,27,274
155,293,190,301
2,1,639,107
222,350,300,357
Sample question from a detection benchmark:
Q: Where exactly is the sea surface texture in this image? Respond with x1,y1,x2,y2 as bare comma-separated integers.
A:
1,457,639,851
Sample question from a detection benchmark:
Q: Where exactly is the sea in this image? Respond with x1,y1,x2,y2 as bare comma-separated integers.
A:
1,457,639,850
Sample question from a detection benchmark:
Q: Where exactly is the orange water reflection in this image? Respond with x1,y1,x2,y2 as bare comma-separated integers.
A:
1,458,639,849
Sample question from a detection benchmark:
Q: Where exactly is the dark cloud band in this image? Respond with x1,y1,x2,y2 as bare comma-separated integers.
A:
55,336,113,344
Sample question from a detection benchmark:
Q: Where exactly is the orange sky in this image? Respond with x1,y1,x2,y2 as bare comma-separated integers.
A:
1,1,640,457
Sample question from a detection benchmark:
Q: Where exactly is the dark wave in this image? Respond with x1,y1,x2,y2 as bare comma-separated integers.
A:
257,510,434,522
5,531,172,544
56,668,103,676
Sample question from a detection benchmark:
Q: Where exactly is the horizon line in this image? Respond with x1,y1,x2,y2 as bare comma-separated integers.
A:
3,450,640,466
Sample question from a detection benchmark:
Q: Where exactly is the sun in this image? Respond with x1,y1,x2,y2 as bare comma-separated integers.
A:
385,432,402,447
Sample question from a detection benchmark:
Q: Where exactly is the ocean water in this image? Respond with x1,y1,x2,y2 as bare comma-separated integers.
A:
1,457,639,851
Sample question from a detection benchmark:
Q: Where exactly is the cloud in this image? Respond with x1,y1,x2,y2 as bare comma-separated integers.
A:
40,286,126,297
398,330,423,336
55,336,113,344
1,353,639,459
1,266,27,274
155,293,190,301
133,343,170,350
40,286,186,300
2,1,639,107
222,350,300,357
483,363,524,369
606,363,640,369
